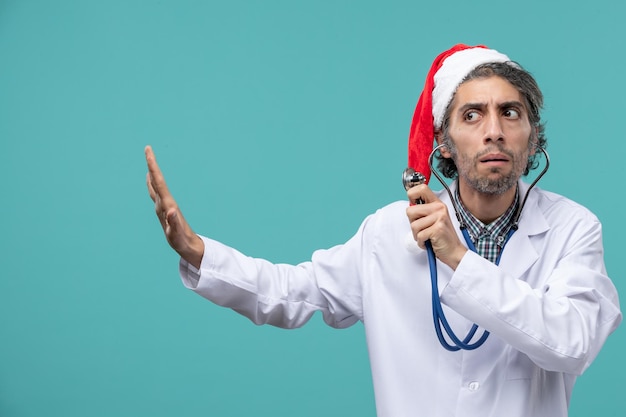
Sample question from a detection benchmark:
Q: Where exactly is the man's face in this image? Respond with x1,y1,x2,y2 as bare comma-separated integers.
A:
441,76,534,195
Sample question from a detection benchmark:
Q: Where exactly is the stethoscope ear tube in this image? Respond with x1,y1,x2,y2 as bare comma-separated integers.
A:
513,145,550,229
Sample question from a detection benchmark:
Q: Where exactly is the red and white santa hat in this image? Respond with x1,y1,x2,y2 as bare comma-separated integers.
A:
408,44,512,183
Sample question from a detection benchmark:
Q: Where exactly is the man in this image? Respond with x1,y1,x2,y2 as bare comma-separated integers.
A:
145,44,621,417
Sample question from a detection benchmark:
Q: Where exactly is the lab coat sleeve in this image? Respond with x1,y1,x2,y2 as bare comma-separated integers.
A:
178,218,372,329
440,214,622,375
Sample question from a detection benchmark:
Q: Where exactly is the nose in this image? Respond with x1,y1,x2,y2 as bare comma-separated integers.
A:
483,113,504,143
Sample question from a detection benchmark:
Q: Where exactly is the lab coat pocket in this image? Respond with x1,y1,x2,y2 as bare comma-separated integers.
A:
491,350,536,416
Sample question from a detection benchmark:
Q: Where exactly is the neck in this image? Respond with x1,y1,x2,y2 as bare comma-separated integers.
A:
457,181,518,224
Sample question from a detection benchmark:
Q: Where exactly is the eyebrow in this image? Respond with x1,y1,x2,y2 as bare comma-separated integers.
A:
457,100,526,114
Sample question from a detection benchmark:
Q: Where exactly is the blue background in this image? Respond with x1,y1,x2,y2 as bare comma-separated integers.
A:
1,1,624,416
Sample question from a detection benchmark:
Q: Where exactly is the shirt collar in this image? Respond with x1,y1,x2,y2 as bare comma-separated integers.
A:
453,184,519,246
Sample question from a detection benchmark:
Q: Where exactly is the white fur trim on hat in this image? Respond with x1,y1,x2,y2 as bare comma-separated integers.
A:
431,48,512,130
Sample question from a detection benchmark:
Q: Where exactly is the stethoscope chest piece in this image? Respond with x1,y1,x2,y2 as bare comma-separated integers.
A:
402,167,426,191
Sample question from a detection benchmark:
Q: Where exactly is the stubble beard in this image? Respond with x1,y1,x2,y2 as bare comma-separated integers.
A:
442,134,528,196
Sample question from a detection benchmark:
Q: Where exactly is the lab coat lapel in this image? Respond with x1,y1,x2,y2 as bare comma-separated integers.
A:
437,181,549,286
497,181,549,279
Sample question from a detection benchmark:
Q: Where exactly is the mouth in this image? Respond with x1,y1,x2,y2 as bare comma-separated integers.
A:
480,153,510,164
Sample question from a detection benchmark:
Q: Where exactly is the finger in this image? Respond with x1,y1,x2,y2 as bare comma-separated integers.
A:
145,145,172,199
146,172,157,202
146,169,166,229
410,216,431,242
407,186,425,206
406,184,434,205
165,208,185,245
166,208,178,230
145,146,162,197
146,169,168,230
406,203,430,224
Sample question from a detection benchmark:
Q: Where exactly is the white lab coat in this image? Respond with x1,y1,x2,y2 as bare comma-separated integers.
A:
180,181,621,417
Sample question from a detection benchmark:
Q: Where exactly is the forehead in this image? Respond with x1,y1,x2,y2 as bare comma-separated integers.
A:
451,75,524,108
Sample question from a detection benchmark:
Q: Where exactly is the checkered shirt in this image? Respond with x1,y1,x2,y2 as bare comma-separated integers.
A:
453,186,519,264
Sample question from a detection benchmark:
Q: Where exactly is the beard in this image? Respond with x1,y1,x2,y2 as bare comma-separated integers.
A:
442,134,530,196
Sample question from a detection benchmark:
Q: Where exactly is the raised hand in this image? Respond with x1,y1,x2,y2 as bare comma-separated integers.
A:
145,145,205,269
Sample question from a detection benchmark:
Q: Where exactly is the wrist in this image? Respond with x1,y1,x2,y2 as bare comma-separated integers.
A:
444,245,467,271
180,235,205,269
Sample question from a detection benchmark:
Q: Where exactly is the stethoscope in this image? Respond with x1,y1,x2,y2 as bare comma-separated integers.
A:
402,143,550,351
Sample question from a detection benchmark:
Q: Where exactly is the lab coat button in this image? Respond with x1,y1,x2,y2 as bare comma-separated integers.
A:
468,381,480,391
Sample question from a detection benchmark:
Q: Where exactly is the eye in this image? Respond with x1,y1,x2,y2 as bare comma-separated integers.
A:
503,108,520,119
464,111,481,122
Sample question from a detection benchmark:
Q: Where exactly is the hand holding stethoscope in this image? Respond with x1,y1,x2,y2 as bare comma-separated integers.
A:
405,183,469,271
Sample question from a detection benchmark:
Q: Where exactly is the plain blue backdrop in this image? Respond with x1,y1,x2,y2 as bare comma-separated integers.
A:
1,1,625,416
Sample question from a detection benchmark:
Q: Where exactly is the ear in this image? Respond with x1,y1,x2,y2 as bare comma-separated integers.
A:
435,131,453,158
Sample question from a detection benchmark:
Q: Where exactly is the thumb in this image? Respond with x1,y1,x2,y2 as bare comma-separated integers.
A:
166,209,178,228
164,209,186,252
